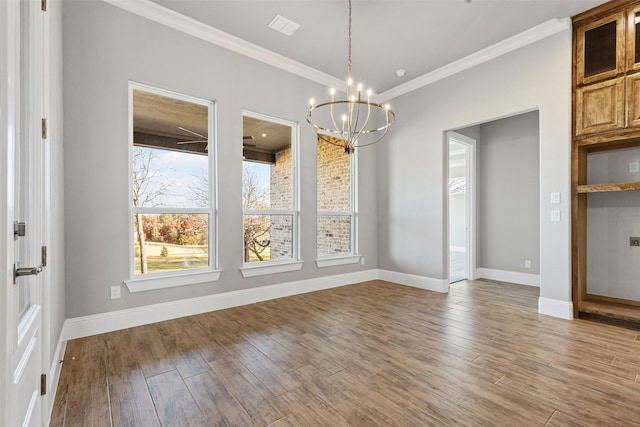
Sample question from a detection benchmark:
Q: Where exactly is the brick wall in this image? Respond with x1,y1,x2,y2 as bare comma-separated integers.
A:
317,138,352,256
270,148,292,259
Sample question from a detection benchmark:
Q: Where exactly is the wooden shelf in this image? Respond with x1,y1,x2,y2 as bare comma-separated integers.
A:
577,181,640,193
579,300,640,323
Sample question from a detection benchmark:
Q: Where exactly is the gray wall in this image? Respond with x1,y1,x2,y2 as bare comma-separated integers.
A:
587,147,640,301
477,111,540,274
377,28,572,304
62,1,378,318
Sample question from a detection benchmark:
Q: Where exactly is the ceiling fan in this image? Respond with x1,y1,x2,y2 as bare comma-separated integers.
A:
176,127,257,150
176,126,208,150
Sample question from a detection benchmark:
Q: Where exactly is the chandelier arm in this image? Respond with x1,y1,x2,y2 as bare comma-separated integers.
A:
329,101,341,140
350,97,364,148
353,99,372,145
317,132,348,149
351,122,391,148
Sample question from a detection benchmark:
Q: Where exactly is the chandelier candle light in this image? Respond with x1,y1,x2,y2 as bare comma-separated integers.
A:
306,0,395,154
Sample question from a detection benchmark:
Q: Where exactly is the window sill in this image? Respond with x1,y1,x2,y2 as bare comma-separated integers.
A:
124,269,222,293
240,260,303,278
315,255,361,268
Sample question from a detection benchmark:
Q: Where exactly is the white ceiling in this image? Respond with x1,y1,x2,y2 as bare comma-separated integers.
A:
149,0,608,94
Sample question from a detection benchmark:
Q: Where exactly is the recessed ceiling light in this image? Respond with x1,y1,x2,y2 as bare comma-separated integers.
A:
261,133,268,138
268,15,300,36
396,69,406,78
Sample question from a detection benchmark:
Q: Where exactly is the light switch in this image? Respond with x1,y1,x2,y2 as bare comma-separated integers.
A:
631,162,640,173
551,210,561,222
550,192,561,204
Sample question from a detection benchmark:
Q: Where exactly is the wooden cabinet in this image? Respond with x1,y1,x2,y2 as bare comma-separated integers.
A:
574,4,640,137
627,72,640,127
626,4,640,73
572,0,640,323
575,77,624,136
576,12,625,86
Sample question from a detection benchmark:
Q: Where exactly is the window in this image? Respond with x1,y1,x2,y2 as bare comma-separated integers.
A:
125,83,219,292
241,111,301,277
316,136,359,266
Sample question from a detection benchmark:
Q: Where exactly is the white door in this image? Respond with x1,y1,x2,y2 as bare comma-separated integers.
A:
1,1,45,426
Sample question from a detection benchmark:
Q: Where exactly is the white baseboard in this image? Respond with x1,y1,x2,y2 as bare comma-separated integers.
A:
538,297,573,320
378,269,448,293
63,269,378,340
476,268,540,287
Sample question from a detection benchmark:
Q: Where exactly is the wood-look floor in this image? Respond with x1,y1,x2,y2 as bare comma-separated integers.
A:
50,279,640,426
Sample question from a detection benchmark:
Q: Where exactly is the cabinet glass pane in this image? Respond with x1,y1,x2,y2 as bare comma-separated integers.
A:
584,21,617,77
636,13,640,64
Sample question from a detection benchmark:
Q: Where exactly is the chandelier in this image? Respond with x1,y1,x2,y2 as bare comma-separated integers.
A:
306,0,395,154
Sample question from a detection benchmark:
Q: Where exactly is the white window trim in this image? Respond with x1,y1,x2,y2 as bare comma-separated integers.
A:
124,270,222,293
315,137,359,265
240,260,303,278
315,254,361,268
240,110,301,277
127,82,220,291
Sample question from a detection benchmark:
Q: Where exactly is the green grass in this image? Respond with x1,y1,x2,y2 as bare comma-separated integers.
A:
248,247,271,262
134,242,208,274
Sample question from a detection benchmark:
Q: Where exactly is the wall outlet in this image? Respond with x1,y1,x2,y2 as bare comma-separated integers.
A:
524,260,532,269
110,285,121,299
360,257,365,265
550,210,561,222
550,192,561,204
631,237,640,247
630,162,640,173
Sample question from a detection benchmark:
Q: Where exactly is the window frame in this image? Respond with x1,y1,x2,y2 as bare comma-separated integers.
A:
315,134,361,267
124,82,220,292
240,110,302,278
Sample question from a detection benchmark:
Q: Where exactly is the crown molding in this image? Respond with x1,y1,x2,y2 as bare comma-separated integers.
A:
102,0,570,102
102,0,346,91
377,17,571,103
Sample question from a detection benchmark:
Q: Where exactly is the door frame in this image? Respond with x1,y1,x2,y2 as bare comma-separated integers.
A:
446,131,477,282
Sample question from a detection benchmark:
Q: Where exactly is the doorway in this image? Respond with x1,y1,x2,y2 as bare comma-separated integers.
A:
448,131,475,283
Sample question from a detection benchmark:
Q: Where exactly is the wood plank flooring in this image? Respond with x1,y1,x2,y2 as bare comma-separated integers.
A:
49,279,640,426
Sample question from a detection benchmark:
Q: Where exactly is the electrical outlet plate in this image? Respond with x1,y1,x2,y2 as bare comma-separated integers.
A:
630,237,640,247
524,260,532,269
110,285,121,299
630,162,640,173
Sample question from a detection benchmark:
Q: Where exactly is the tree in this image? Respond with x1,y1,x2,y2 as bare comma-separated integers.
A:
132,148,171,273
242,165,271,262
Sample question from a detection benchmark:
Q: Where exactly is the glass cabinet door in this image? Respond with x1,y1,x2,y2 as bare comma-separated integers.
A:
627,6,640,73
576,13,625,85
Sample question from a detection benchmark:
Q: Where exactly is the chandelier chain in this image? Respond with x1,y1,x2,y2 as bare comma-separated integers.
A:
348,0,352,80
305,0,395,153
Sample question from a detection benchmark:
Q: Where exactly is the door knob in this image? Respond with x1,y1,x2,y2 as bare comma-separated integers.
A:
13,264,42,284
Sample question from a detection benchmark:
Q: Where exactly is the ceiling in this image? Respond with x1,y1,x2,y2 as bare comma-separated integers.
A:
149,0,608,94
133,88,291,159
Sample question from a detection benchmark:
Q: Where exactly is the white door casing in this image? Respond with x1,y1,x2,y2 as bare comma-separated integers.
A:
1,1,46,426
447,131,477,283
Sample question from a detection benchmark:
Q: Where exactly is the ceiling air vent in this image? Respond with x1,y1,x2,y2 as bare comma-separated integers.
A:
268,14,300,36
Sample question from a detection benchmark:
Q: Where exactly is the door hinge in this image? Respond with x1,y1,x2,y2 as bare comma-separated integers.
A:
41,246,47,267
41,374,46,395
41,118,47,139
41,0,47,12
